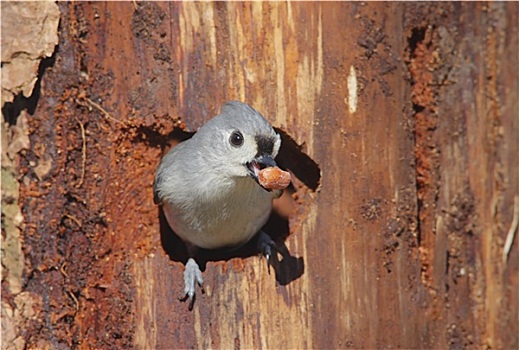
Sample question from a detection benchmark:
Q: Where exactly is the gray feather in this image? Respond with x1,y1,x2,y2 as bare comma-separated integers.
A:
153,101,281,250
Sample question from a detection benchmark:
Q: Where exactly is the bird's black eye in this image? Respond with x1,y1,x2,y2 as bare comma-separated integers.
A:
229,131,244,147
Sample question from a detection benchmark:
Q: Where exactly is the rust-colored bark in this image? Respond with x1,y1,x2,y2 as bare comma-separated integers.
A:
2,2,517,349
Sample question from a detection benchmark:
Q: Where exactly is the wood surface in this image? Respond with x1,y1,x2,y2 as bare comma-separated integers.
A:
1,2,517,349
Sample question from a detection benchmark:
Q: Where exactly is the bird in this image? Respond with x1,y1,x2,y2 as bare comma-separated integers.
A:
153,100,284,307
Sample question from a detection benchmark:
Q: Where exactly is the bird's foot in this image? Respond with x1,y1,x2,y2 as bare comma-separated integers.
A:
257,231,277,274
180,258,204,310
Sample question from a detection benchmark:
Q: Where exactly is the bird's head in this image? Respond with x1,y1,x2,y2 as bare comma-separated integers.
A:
194,101,281,191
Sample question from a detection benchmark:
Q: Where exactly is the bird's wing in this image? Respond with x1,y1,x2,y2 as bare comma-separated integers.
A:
153,141,190,205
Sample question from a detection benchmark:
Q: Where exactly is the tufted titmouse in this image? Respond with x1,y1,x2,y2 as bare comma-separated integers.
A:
153,101,284,306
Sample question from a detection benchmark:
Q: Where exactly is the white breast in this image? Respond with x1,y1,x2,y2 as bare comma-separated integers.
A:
163,177,274,250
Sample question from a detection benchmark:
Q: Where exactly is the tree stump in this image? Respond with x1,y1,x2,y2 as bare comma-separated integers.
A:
1,2,517,349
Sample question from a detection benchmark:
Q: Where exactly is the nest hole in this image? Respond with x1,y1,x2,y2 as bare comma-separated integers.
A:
156,125,320,285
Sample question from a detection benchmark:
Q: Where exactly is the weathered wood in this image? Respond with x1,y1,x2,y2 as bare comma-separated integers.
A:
1,2,517,349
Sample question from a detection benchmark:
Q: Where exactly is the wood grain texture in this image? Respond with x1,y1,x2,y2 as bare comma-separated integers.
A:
2,2,517,349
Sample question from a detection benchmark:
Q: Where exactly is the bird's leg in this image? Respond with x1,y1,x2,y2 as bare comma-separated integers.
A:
179,243,204,309
256,230,277,274
182,258,204,309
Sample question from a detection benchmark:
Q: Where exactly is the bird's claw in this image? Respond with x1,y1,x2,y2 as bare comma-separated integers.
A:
257,231,277,274
181,258,204,310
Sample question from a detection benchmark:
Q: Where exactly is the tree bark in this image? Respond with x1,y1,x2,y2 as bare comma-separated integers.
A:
1,2,517,349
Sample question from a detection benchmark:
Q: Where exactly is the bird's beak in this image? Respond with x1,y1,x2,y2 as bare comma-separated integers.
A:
246,154,277,190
